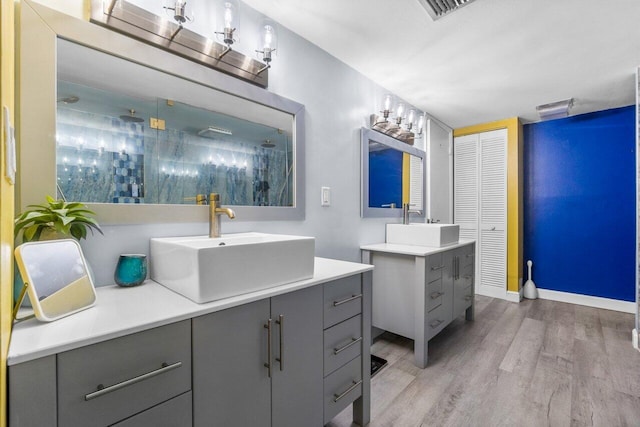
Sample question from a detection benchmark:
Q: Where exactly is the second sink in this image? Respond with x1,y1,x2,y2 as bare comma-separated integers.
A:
150,232,315,303
386,223,460,247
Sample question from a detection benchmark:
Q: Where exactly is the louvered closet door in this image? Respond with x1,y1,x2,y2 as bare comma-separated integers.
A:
478,129,507,298
454,129,507,298
453,134,478,244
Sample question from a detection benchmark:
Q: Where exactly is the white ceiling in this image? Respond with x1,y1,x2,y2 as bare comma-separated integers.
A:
241,0,640,128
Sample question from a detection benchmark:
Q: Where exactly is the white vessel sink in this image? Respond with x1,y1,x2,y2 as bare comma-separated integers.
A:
150,233,315,303
386,223,460,247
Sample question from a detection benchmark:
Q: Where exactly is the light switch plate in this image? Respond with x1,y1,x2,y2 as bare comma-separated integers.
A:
321,187,330,206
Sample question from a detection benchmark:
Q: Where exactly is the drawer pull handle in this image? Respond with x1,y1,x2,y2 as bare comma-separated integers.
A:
464,275,472,280
333,380,363,403
429,319,444,329
465,295,473,301
334,336,363,355
276,315,284,371
430,265,445,271
466,253,474,258
264,319,272,378
333,294,362,307
430,291,444,299
84,361,182,401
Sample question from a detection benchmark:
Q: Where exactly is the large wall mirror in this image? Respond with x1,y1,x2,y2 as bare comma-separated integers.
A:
361,128,426,218
19,0,305,223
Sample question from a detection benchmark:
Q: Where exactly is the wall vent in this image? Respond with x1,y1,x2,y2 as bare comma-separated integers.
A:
417,0,478,20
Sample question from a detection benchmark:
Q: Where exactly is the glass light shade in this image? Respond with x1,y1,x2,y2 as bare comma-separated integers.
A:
258,19,278,63
417,114,425,133
216,0,240,44
407,109,416,126
382,94,393,113
395,102,405,120
260,20,278,50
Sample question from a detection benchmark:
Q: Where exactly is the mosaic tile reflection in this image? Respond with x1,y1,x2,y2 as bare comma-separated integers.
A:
56,108,292,206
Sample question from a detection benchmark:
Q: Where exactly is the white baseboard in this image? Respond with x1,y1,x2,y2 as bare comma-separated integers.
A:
537,288,635,314
476,286,507,300
506,290,522,303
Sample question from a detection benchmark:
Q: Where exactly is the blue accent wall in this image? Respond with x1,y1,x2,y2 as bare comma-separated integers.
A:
523,106,635,301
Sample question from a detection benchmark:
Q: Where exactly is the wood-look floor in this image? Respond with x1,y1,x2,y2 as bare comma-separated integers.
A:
327,296,640,427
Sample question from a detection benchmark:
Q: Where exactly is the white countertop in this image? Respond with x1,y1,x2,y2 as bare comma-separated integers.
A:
8,257,373,366
360,239,475,256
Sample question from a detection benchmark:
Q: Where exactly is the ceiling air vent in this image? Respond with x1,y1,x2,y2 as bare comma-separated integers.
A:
417,0,478,20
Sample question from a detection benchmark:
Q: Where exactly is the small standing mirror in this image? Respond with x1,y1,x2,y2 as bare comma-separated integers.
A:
14,239,97,322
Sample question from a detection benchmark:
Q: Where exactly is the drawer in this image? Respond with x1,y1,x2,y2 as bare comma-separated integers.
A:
324,356,362,424
427,304,449,340
427,253,445,282
111,391,192,427
58,321,191,427
427,278,443,312
324,275,362,328
324,314,362,376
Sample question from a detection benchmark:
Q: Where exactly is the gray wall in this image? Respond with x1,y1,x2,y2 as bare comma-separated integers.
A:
37,0,425,285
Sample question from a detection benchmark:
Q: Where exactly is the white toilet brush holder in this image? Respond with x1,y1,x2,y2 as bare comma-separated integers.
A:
523,260,538,299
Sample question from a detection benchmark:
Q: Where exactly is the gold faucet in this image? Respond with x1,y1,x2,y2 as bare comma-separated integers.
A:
209,193,235,238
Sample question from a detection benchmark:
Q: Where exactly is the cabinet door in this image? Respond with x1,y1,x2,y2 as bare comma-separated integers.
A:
193,299,271,427
271,286,323,427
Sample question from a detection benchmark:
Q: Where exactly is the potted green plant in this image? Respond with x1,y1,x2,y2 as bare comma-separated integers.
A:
13,196,103,306
15,196,103,242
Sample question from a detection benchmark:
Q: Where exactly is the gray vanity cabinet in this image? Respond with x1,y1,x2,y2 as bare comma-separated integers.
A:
192,285,323,427
8,321,192,427
9,269,371,427
364,241,475,368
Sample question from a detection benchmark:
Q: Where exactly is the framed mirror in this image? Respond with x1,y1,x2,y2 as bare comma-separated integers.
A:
361,127,426,218
15,240,97,322
18,0,305,223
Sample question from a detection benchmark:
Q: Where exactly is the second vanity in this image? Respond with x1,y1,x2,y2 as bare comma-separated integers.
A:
8,257,373,427
361,240,475,368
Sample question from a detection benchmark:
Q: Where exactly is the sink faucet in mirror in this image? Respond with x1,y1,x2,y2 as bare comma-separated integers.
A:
209,193,236,238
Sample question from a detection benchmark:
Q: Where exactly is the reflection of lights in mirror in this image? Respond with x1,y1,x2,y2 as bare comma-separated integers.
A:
54,40,294,208
55,90,292,206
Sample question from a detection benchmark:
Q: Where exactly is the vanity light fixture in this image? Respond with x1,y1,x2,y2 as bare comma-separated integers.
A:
216,0,239,59
536,98,574,120
256,20,278,74
92,0,270,87
369,100,421,145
